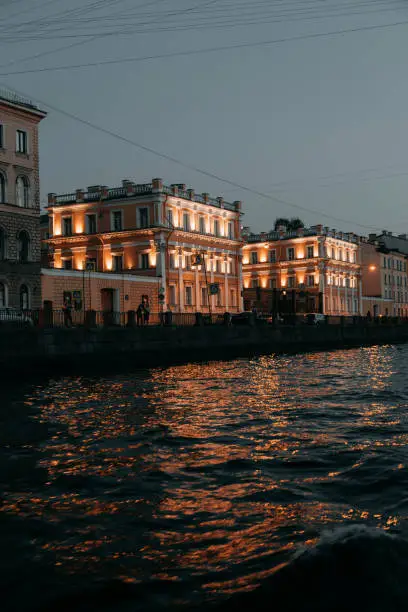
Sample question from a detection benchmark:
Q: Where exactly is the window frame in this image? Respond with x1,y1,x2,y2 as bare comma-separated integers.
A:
16,130,28,154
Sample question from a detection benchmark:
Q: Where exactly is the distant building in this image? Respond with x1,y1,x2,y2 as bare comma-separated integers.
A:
0,89,46,309
242,225,361,315
43,179,243,315
368,231,408,256
361,236,408,317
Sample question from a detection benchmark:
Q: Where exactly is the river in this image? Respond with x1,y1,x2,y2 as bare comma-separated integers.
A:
2,345,408,611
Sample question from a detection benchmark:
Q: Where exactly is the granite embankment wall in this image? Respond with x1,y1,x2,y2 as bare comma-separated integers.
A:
1,323,408,377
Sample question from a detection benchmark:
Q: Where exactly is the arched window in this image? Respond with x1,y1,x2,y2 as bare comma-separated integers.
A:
0,227,6,261
16,176,29,208
20,284,29,310
0,172,6,204
18,230,30,262
0,282,6,308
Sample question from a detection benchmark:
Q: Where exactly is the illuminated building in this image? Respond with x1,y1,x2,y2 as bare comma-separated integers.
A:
42,178,243,314
242,224,361,315
361,237,408,317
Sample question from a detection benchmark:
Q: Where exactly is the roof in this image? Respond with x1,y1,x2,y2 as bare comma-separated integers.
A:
0,89,46,117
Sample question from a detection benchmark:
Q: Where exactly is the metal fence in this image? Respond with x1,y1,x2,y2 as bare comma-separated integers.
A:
0,309,407,330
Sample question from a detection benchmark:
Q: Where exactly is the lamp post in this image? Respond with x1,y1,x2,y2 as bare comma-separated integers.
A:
192,252,212,319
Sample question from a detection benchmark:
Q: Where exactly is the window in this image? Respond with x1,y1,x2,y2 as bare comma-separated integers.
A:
388,259,391,269
228,222,234,239
288,247,295,261
0,282,6,307
331,247,336,259
86,214,97,234
18,230,30,262
251,279,258,288
0,172,5,203
139,207,149,228
339,249,343,261
20,285,29,310
270,250,276,263
307,274,315,287
216,288,222,307
62,217,72,236
384,257,387,268
251,251,258,264
230,289,237,307
201,286,208,306
216,259,221,273
185,286,193,306
16,130,28,154
307,246,314,259
112,211,122,231
214,220,220,236
0,227,5,260
287,276,295,288
113,255,123,272
63,258,72,270
270,278,277,289
183,212,190,231
185,254,192,270
16,176,29,208
141,253,149,269
199,216,205,234
384,274,387,285
167,209,173,227
0,124,3,148
346,251,350,262
169,285,176,305
169,253,175,269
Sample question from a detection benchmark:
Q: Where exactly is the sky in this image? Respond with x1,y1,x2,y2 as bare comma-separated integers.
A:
1,0,408,235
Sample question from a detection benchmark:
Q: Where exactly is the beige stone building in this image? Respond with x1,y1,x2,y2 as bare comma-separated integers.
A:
0,89,46,309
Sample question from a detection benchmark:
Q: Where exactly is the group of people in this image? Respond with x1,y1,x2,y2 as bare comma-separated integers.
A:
136,295,150,326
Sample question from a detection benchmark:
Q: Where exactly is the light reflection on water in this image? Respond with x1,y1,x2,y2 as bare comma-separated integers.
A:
1,345,408,610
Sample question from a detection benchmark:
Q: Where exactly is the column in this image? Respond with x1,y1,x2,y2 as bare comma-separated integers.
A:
359,276,363,315
154,234,167,307
237,253,244,311
224,255,229,311
178,247,184,311
194,253,200,311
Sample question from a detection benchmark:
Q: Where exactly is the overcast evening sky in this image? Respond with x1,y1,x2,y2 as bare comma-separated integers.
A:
1,0,408,234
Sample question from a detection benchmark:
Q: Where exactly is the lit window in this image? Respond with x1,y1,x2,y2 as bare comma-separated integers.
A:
288,248,295,261
251,251,258,264
307,246,314,259
270,250,276,263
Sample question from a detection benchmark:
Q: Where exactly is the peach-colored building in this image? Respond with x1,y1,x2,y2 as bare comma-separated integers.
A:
242,225,362,315
361,238,408,317
43,179,243,315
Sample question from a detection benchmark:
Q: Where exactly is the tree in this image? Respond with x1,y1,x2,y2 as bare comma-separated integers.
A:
273,217,304,231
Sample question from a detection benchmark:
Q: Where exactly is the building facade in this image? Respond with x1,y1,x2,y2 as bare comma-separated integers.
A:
361,238,408,317
0,90,46,309
44,179,243,315
242,225,361,316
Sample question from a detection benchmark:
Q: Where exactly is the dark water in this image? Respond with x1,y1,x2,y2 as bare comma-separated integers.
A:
2,345,408,611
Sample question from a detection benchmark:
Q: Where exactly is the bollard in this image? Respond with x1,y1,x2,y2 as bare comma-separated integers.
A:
126,310,136,328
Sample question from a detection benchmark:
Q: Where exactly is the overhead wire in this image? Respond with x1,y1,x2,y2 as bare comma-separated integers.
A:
0,79,395,232
2,18,408,76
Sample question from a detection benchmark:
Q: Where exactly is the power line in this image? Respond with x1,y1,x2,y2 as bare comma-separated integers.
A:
0,80,393,232
2,18,408,76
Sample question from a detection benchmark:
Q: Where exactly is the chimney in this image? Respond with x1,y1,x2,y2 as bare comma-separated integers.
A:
48,192,56,205
152,178,163,193
76,189,84,202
